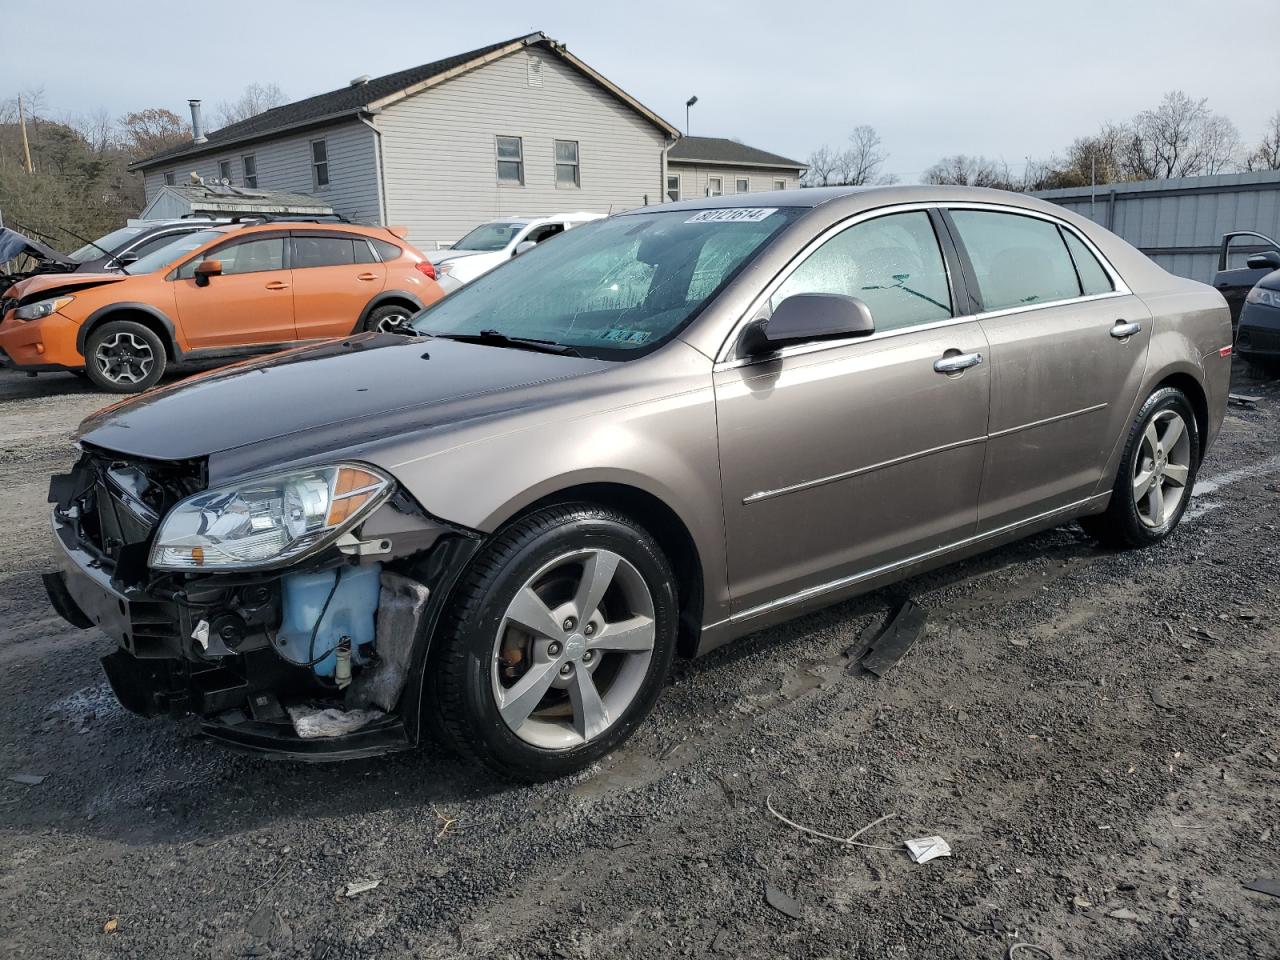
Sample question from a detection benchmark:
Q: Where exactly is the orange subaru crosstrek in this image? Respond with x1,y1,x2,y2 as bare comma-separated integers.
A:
0,222,444,392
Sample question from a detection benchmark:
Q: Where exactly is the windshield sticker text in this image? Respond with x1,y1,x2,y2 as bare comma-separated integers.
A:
684,208,779,224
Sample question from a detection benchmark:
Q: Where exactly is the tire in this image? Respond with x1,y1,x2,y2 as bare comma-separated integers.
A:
361,303,415,335
84,320,167,393
428,503,678,781
1081,386,1200,549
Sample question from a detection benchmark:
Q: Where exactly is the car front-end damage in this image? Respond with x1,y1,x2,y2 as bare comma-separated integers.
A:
44,442,481,760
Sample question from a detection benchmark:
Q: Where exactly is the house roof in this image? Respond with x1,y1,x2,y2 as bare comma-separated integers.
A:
133,33,679,170
667,135,807,171
140,182,336,219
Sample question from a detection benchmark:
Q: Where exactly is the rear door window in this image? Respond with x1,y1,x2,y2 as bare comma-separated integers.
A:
949,210,1082,310
292,236,356,269
1061,229,1114,296
771,210,952,333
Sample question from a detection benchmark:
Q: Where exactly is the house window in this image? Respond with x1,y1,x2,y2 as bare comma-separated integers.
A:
163,171,175,186
311,139,330,188
496,136,524,184
707,176,723,197
774,178,787,190
555,140,580,187
218,159,232,182
736,177,750,193
666,175,681,202
243,154,258,188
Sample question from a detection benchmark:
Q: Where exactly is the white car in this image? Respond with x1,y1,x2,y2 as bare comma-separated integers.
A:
428,212,605,292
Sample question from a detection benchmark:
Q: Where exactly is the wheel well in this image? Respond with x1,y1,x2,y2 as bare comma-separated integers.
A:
1156,373,1209,455
518,483,705,658
85,310,176,361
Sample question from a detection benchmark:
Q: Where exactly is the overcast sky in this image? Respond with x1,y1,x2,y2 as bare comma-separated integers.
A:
9,0,1279,181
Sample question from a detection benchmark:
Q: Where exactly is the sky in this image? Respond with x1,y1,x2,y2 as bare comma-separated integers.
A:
7,0,1279,182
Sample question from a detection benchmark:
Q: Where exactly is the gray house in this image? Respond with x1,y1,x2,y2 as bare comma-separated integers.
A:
665,136,807,202
132,33,680,248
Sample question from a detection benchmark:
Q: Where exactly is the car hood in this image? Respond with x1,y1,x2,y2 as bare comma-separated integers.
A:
426,249,490,264
77,333,612,474
0,227,75,268
5,271,128,301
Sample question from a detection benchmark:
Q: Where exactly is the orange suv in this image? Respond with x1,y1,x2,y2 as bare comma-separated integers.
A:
0,222,444,392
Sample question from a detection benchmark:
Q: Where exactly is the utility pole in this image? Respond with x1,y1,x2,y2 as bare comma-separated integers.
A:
1090,155,1097,220
17,94,33,174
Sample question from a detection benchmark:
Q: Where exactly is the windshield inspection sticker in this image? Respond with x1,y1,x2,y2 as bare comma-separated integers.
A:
685,208,778,224
600,328,653,344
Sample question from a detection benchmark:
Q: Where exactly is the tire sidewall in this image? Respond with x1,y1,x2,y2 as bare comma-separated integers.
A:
84,320,167,393
449,510,678,779
1113,387,1200,545
362,304,412,334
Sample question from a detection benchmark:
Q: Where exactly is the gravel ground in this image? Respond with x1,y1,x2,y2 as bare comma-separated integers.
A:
1,364,1278,959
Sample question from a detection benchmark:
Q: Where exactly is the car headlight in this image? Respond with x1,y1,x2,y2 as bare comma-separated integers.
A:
1246,286,1280,308
148,463,392,571
14,295,74,321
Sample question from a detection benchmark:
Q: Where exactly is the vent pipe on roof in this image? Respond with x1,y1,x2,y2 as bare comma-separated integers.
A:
188,99,207,144
349,74,371,86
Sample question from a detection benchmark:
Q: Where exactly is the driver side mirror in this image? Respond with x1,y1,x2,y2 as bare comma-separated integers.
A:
514,240,537,256
115,251,139,267
193,259,223,287
740,293,876,356
1247,251,1280,271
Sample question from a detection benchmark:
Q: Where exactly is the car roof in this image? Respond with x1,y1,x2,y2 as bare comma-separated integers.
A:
631,184,1085,216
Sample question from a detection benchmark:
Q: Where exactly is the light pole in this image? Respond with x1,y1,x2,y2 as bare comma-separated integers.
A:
685,96,698,136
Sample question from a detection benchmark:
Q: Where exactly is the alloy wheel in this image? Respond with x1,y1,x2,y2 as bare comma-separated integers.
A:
1132,408,1192,527
375,311,410,333
93,331,155,386
491,548,656,749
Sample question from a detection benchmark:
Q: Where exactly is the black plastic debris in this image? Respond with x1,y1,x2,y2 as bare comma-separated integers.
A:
1243,877,1280,898
764,882,803,919
1228,393,1260,408
845,599,927,678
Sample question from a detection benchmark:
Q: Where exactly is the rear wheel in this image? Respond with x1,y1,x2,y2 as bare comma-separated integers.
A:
84,320,167,393
362,304,415,334
428,504,678,781
1081,386,1199,548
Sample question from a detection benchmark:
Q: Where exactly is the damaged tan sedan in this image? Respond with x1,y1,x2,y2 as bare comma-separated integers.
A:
44,186,1232,779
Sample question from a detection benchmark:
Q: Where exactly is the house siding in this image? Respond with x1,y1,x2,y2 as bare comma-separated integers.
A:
666,162,801,202
139,120,383,224
375,50,669,248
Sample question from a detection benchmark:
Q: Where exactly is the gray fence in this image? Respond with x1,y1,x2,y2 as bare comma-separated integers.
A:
1033,170,1280,284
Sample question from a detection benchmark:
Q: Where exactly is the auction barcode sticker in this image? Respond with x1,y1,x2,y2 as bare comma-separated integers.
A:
685,208,778,224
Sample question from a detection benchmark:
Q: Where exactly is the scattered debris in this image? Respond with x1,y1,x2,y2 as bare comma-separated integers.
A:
1228,393,1260,408
1243,877,1280,899
102,918,118,935
434,807,458,841
1107,907,1146,923
905,836,952,864
845,599,927,678
764,883,803,920
339,878,381,899
1007,945,1055,959
1150,688,1174,711
764,794,898,850
286,705,383,739
1072,895,1091,909
8,773,46,785
1260,827,1273,843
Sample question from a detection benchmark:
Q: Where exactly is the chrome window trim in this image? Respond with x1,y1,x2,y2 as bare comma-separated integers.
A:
713,200,1132,367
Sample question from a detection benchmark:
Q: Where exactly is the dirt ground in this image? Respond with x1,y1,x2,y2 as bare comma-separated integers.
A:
0,362,1277,960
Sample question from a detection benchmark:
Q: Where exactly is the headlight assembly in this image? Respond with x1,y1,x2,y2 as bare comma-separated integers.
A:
1246,286,1280,309
148,463,391,571
14,295,74,321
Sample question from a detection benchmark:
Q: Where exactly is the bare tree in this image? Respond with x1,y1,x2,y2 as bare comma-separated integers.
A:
118,107,190,161
215,82,286,128
68,107,116,157
803,126,894,186
1244,111,1280,171
922,154,1012,189
1121,90,1239,179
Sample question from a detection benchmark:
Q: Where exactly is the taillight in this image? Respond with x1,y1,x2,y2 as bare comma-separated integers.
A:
415,260,436,281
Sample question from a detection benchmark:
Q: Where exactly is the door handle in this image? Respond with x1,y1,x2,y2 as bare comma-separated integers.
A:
1110,320,1142,339
356,272,379,281
933,351,983,374
265,281,290,290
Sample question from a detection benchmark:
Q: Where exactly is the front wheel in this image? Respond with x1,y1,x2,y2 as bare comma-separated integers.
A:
428,504,678,781
84,320,167,393
1081,386,1200,548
